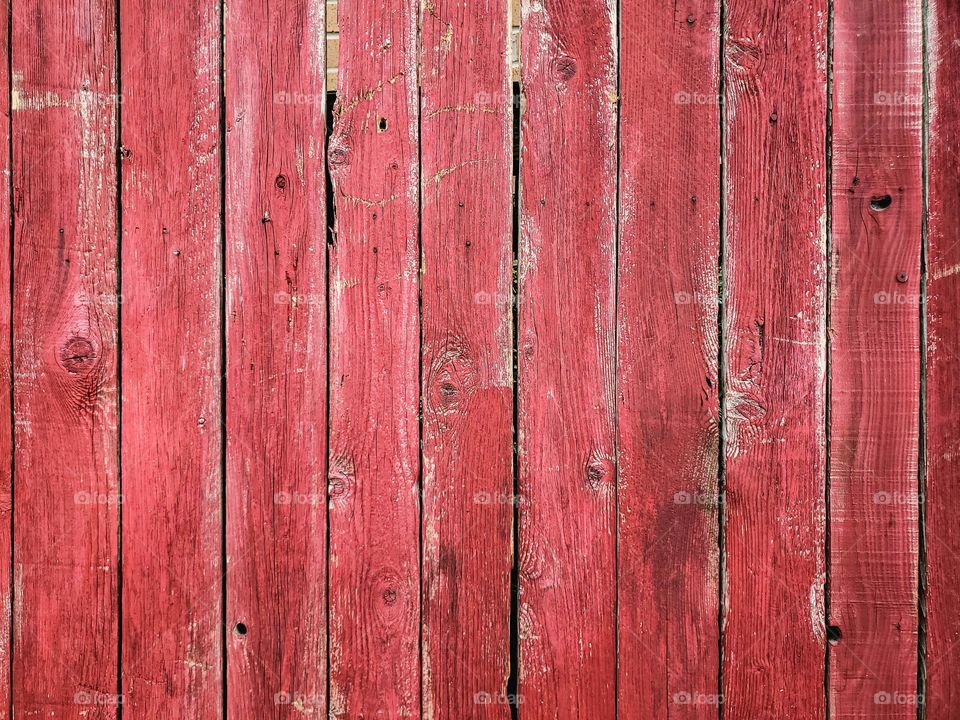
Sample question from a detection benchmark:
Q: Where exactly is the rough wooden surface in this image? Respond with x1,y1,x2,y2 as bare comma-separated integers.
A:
419,0,514,716
617,2,722,717
224,1,328,717
11,2,119,717
4,1,954,715
829,0,922,716
926,1,960,715
119,1,223,716
517,0,618,716
721,1,829,717
326,0,421,716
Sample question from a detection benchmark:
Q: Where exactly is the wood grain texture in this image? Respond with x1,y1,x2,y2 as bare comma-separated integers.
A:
829,1,922,716
617,2,721,717
119,1,222,716
11,1,119,716
721,1,828,717
224,1,327,717
925,1,960,714
420,0,513,716
517,0,617,716
0,4,11,716
326,0,420,715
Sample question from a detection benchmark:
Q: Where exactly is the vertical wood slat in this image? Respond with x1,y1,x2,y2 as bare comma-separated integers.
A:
829,1,923,716
721,1,828,717
11,1,119,716
419,0,513,716
925,1,960,715
517,0,618,716
0,3,9,715
224,0,327,717
617,1,722,717
119,0,222,716
326,0,420,715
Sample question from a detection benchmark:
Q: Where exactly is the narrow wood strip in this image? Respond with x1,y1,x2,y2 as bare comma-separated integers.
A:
11,0,119,716
721,0,828,716
829,0,923,715
119,0,222,715
517,0,618,715
224,1,328,716
420,0,514,716
924,0,960,714
617,2,722,717
326,0,420,715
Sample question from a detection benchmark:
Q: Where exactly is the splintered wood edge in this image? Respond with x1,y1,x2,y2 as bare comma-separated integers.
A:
325,0,521,90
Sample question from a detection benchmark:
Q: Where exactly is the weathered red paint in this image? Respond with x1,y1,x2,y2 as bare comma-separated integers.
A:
617,2,721,717
721,1,828,717
326,0,420,716
517,0,618,716
420,0,513,716
926,1,960,715
12,1,119,717
225,1,328,717
119,0,222,716
830,0,922,716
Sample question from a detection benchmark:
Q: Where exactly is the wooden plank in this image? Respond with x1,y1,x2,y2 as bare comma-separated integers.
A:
617,2,721,717
11,1,119,716
926,1,960,715
721,1,828,717
829,1,922,716
119,1,222,716
326,0,420,715
517,0,617,715
420,0,513,716
0,3,9,715
224,1,327,717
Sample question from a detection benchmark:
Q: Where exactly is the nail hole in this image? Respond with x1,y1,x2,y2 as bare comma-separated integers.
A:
235,623,247,635
378,117,388,131
827,625,842,644
870,194,892,211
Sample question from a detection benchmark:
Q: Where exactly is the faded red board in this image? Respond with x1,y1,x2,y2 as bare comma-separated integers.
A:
326,0,420,715
420,0,513,716
926,2,960,715
517,0,617,716
0,3,11,716
11,1,119,717
721,1,828,717
224,0,327,717
119,0,222,716
829,0,922,716
617,1,721,716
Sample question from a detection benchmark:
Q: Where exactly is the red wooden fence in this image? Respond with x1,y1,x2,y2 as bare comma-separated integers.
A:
1,0,951,717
